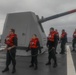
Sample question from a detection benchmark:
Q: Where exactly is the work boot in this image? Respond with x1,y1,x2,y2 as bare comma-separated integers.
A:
60,52,65,54
29,64,34,68
12,67,16,74
53,63,57,68
12,69,16,74
60,51,63,54
2,67,9,73
46,62,51,65
34,65,38,70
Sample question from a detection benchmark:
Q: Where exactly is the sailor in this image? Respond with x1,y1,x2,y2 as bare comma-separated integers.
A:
2,29,18,74
55,29,59,54
46,27,57,68
27,34,41,70
60,29,67,54
72,29,76,51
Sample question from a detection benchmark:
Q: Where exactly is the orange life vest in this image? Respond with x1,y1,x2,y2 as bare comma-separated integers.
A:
29,38,39,48
73,31,76,38
48,31,56,42
61,32,67,38
5,34,17,46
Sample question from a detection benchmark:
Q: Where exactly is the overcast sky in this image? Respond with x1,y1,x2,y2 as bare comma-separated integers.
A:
0,0,76,37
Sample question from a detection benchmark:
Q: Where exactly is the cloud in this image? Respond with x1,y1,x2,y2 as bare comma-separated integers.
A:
0,0,76,36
